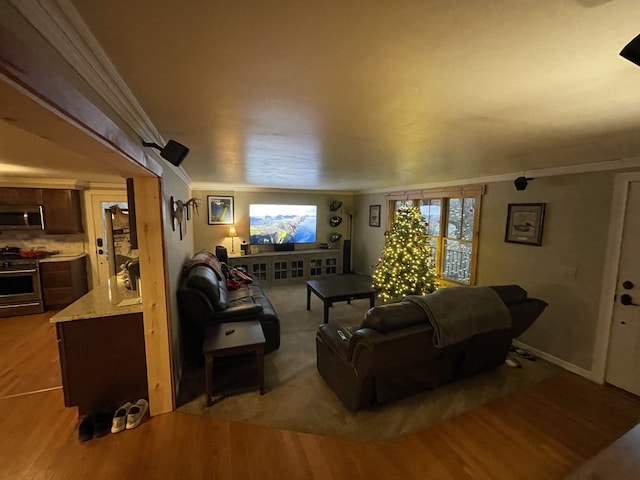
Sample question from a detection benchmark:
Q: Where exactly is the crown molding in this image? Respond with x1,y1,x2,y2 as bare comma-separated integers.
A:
10,0,190,180
357,156,640,195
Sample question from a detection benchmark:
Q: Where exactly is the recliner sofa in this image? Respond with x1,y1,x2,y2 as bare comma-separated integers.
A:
315,285,547,411
177,251,280,363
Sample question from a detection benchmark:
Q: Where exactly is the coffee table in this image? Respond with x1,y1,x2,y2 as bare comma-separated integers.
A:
202,320,266,406
306,274,376,324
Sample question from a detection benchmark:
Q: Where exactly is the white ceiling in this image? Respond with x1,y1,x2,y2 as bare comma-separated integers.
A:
4,0,640,191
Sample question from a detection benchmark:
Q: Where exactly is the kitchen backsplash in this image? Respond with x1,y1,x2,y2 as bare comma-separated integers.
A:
0,231,86,255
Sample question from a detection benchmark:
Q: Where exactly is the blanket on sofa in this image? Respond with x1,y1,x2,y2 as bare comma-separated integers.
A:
404,286,511,348
187,250,224,280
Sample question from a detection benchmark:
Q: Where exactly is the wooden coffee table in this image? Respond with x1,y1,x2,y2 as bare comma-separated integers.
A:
202,321,266,406
306,274,376,324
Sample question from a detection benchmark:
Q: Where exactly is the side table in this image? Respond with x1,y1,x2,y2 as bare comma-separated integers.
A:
202,320,266,406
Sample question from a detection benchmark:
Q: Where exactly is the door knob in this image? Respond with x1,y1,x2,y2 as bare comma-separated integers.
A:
621,294,640,306
623,280,634,290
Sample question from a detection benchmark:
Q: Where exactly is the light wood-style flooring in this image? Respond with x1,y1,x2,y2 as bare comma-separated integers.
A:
2,311,640,479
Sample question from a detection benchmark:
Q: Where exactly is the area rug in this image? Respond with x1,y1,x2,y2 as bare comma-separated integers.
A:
177,281,559,444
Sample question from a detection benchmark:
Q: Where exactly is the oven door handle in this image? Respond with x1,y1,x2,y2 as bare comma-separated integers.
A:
0,269,38,274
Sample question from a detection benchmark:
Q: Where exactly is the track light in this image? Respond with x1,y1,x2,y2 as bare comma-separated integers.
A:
142,139,189,166
514,176,534,191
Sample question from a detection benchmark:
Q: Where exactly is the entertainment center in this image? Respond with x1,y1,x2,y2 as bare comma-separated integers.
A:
228,248,341,283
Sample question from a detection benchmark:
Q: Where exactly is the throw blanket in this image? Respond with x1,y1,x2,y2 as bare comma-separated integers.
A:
404,286,511,348
187,250,224,281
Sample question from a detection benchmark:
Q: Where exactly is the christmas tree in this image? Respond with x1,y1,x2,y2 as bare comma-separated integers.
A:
372,204,438,302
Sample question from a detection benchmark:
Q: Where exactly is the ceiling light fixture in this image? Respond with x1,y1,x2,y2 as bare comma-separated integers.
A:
142,139,189,166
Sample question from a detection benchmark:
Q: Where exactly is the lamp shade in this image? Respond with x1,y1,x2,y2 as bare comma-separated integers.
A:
228,226,238,237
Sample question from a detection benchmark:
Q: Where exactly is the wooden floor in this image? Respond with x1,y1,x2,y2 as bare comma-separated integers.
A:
2,312,640,479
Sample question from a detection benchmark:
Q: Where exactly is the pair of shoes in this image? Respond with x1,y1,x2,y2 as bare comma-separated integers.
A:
505,354,522,368
125,398,149,430
111,398,148,432
78,408,116,442
514,347,536,361
111,401,133,433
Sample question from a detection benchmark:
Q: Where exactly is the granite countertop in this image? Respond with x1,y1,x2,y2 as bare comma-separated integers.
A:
39,253,86,263
51,274,142,323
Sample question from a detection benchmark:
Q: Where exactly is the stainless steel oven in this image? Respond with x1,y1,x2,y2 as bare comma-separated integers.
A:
0,255,44,317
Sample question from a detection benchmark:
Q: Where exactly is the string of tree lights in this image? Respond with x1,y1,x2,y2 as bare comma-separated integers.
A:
372,204,439,302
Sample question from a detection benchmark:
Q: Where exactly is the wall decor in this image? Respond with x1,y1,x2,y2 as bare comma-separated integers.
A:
369,204,381,227
207,195,234,225
505,203,545,246
170,196,200,240
329,215,343,227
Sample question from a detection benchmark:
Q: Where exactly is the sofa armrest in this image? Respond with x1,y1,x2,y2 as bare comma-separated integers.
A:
216,303,263,321
317,324,387,364
317,324,355,362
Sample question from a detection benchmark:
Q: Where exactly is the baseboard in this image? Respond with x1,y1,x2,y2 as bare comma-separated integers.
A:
512,339,594,381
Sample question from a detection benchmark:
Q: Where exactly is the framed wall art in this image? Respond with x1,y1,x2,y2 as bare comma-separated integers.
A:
369,204,381,227
505,203,545,246
207,195,234,225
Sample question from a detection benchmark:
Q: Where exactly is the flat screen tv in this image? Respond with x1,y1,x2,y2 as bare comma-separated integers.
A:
249,204,317,244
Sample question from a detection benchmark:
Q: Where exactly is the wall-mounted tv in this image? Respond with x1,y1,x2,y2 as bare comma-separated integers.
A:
249,204,317,244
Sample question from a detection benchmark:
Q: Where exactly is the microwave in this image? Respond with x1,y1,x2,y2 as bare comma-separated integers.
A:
0,205,44,230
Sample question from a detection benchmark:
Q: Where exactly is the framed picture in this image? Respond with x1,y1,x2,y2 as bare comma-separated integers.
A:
369,204,381,227
505,203,545,246
207,195,234,225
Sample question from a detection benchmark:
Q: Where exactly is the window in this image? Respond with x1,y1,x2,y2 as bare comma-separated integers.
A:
387,185,484,285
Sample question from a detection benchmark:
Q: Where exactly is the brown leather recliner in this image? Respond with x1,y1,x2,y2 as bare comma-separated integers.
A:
315,285,547,411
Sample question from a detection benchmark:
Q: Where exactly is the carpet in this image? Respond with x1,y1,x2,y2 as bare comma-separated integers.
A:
177,281,559,444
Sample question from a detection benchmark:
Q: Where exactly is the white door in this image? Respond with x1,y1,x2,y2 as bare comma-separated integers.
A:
88,192,127,286
606,180,640,395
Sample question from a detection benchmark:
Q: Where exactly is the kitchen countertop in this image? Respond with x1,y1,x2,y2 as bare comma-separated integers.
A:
38,253,86,263
50,274,142,323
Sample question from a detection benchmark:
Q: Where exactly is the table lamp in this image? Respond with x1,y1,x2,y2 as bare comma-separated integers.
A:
228,226,238,253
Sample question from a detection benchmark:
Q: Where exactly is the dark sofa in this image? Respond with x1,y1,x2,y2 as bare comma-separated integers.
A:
177,251,280,363
316,285,547,411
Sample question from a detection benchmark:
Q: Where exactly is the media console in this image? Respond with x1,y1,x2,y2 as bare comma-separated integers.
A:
228,248,341,283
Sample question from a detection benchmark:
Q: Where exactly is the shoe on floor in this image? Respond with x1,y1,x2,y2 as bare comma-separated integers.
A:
93,410,114,439
126,398,149,430
78,415,94,442
111,401,133,433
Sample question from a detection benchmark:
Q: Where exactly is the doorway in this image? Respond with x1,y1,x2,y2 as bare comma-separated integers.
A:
605,179,640,395
594,172,640,394
86,191,127,287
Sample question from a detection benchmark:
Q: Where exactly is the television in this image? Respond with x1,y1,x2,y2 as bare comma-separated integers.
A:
249,204,317,244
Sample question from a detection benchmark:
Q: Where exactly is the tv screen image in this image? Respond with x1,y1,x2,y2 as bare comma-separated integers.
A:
249,204,317,244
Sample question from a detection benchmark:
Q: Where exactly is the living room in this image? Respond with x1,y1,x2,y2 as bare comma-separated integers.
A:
2,1,640,477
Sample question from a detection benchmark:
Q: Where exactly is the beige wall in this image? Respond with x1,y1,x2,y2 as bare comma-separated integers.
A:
191,189,354,255
160,170,194,391
476,172,614,370
352,171,620,372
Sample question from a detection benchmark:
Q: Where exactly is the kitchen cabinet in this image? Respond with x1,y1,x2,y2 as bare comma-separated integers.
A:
42,189,83,234
40,255,89,309
56,313,148,416
0,187,83,234
0,187,42,205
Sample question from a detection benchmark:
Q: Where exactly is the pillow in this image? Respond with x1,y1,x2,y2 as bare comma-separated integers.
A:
361,301,426,333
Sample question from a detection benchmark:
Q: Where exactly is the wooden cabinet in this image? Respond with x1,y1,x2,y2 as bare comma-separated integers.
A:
229,249,341,283
42,189,83,234
0,187,42,205
0,187,83,234
40,256,89,309
56,313,148,416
